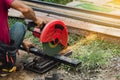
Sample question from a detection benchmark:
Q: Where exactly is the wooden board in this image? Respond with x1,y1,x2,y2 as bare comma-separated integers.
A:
8,9,120,38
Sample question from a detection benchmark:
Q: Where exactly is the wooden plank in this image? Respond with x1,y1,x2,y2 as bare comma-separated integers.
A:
22,1,120,29
8,9,120,38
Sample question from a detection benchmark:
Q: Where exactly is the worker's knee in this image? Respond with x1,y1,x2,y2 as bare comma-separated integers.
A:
14,22,26,31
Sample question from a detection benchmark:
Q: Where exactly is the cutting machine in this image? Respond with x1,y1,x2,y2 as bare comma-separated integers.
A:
21,19,81,73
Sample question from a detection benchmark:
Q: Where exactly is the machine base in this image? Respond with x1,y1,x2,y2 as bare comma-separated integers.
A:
23,57,60,74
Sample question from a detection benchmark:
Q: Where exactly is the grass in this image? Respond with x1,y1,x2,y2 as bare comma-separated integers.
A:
63,33,120,73
75,3,112,12
8,17,25,28
8,18,120,73
116,74,120,80
71,38,120,73
44,0,72,5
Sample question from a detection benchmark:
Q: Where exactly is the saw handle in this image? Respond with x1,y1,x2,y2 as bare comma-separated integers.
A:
25,19,46,31
25,19,46,38
25,19,36,31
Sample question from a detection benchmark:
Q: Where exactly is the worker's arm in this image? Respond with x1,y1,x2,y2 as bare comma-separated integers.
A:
10,0,42,27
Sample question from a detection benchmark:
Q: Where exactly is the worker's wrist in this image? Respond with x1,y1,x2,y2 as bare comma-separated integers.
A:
34,17,38,25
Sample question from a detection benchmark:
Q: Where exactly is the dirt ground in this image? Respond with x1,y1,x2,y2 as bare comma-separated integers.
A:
0,50,119,80
103,57,120,80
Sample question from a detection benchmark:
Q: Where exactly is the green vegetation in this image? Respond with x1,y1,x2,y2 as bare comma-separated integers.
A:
42,0,112,12
44,0,72,5
75,3,112,12
72,39,120,72
116,74,120,80
8,18,120,73
68,33,84,45
8,17,24,28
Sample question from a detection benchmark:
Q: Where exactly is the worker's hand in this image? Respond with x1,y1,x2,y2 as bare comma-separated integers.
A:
22,40,35,53
34,17,47,29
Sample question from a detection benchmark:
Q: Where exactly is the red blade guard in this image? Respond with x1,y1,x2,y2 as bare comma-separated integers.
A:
40,20,68,47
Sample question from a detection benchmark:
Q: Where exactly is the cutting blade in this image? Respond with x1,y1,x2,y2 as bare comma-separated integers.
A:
42,42,64,56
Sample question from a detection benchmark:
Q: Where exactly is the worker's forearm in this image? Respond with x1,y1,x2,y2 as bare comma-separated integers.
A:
22,8,37,22
10,0,37,22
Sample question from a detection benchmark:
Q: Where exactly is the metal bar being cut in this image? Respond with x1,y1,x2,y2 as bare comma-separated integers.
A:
20,46,81,67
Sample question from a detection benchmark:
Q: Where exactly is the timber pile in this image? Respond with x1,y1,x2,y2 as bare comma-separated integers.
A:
8,8,120,43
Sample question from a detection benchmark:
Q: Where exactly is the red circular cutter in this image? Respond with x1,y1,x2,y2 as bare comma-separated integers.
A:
40,20,68,56
28,20,68,56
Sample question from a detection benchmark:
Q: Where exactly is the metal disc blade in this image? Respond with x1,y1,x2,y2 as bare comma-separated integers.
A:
42,42,64,56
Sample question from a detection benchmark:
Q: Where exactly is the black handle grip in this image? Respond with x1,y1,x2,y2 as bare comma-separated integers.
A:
25,19,46,31
25,19,37,31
